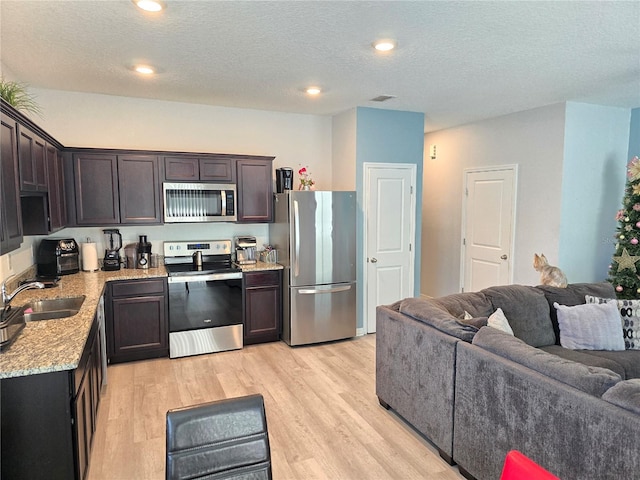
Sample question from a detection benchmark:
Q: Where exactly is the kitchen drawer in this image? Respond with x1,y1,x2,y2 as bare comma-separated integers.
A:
244,270,279,287
110,278,166,297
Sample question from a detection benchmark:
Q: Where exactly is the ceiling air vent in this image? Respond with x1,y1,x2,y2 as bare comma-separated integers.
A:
370,95,396,102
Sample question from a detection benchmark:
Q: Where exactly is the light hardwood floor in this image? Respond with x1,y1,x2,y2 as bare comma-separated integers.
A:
88,334,466,480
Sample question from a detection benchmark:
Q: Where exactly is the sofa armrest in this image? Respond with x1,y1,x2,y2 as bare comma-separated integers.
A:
398,297,478,342
472,326,621,397
454,341,640,480
603,379,640,415
376,304,460,459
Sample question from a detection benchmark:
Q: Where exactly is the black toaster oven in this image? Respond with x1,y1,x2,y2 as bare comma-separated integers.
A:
36,238,80,277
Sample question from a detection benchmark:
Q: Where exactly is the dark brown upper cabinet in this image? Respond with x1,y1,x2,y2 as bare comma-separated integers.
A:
73,152,162,226
73,153,120,225
164,155,234,183
118,155,162,224
17,124,47,192
0,113,23,254
47,143,67,231
236,157,274,223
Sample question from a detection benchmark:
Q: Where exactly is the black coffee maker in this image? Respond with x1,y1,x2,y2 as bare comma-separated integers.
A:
276,168,293,193
137,235,152,269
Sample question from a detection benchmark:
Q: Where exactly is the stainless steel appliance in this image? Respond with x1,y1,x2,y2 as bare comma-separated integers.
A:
36,238,80,277
164,240,243,358
136,235,152,269
270,191,357,346
102,229,122,271
235,236,257,265
163,183,237,223
275,167,293,193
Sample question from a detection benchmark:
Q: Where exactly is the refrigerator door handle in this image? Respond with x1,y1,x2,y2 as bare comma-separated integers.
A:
293,199,300,277
299,285,353,295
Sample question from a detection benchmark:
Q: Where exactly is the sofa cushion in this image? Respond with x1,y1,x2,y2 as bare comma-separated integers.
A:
482,285,556,347
431,292,494,319
585,296,640,350
577,350,640,380
553,302,625,351
399,297,479,342
537,282,616,344
539,345,627,378
458,316,488,329
473,326,621,396
602,379,640,415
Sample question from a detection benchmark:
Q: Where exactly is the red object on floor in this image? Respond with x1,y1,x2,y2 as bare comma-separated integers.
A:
500,450,560,480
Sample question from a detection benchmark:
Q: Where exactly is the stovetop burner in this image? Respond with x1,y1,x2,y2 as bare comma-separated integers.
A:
163,239,241,279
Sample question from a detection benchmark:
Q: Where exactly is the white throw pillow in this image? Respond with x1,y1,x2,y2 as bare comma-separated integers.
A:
553,302,625,351
487,308,514,335
585,295,640,350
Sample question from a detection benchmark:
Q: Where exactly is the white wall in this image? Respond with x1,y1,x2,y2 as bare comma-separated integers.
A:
32,88,332,189
331,109,357,190
422,103,567,297
0,88,333,282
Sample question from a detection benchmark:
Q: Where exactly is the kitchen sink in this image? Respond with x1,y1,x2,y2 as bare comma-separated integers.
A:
22,295,86,322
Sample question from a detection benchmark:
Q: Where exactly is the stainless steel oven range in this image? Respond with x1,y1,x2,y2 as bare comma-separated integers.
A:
164,240,243,359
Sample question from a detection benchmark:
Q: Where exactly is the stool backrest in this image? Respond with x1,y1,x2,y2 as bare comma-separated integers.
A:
166,394,271,480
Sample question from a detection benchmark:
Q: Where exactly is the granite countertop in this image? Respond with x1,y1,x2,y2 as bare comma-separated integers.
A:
0,267,167,380
235,260,284,272
0,262,283,379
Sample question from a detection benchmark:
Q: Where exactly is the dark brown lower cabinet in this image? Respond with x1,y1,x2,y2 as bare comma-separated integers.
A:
106,277,168,363
0,318,101,480
243,270,282,344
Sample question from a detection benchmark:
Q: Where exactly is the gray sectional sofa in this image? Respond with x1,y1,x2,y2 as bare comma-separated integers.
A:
376,283,640,480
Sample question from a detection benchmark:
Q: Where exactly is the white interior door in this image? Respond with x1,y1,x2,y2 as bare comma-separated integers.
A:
364,163,416,333
461,166,517,292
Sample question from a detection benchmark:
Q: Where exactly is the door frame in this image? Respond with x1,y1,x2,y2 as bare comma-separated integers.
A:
363,162,417,334
460,164,518,292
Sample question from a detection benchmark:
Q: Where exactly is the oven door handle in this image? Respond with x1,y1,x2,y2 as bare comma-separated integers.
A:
167,272,243,283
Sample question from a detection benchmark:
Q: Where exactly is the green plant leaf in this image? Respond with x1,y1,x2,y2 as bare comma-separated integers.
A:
0,77,42,116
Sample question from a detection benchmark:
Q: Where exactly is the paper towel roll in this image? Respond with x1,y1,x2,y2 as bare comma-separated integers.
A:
81,242,99,271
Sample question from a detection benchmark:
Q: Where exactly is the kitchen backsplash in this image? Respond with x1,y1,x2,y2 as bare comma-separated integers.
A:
0,223,269,283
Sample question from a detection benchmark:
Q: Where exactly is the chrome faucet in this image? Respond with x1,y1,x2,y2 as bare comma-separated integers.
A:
1,276,45,308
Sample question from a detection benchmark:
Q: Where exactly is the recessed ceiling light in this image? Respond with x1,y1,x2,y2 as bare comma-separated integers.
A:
306,87,321,95
133,0,165,12
134,65,155,75
373,39,396,52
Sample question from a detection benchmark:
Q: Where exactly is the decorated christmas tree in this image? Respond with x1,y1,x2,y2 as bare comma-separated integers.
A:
610,156,640,299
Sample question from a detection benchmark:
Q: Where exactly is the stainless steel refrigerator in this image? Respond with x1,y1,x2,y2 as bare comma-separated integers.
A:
270,191,357,346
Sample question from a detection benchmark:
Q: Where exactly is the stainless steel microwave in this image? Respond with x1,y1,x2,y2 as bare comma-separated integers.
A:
163,183,237,222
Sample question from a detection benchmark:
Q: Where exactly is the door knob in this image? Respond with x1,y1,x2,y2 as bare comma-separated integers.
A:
500,254,508,260
370,258,378,263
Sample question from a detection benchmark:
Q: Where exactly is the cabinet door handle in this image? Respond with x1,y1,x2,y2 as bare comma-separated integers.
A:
370,258,378,263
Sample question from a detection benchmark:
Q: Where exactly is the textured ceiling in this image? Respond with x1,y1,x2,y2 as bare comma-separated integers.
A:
1,1,639,132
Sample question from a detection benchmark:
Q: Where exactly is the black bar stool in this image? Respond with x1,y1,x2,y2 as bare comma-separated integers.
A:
166,394,272,480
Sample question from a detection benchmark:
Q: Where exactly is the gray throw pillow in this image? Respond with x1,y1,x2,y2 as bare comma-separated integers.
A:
553,302,625,351
585,295,640,350
602,379,640,414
